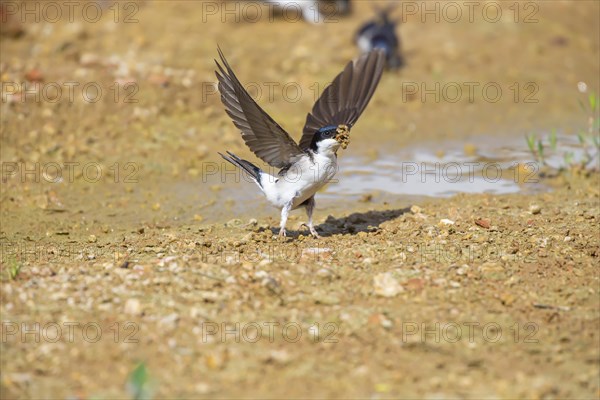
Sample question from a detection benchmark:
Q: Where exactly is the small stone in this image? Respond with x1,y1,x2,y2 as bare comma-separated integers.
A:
124,298,141,315
88,234,97,243
182,77,193,88
456,265,469,275
254,270,269,280
410,205,422,214
25,69,43,82
265,349,291,365
373,273,404,297
439,218,455,226
529,204,541,215
258,259,271,267
316,268,334,279
475,219,491,229
380,317,393,329
79,53,100,67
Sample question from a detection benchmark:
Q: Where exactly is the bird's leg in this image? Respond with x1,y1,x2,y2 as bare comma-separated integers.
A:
278,201,293,237
304,196,320,238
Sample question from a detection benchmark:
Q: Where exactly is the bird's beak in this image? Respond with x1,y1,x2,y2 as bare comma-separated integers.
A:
335,124,350,149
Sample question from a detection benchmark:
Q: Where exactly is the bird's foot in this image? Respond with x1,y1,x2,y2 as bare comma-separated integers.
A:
309,227,321,239
301,223,321,238
278,228,287,238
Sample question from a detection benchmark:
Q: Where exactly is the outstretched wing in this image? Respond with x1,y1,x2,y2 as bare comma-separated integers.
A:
298,50,385,150
215,47,304,169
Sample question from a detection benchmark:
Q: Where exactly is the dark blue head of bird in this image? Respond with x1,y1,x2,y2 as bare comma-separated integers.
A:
309,125,350,151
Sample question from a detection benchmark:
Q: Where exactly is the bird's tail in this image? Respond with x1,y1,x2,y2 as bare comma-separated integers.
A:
219,151,264,188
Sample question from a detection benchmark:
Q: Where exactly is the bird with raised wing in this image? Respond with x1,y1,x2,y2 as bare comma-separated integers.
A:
356,6,403,69
216,47,385,238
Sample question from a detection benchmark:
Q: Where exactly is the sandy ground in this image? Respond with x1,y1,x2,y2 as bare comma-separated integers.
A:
1,0,599,398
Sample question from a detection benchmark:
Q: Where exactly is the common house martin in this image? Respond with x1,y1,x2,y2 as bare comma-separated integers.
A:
216,47,385,238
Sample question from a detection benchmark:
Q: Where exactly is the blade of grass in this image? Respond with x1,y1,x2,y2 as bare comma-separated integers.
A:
526,134,536,154
549,129,557,150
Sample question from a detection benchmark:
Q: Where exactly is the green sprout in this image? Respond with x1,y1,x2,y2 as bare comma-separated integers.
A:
526,133,536,154
525,133,547,165
526,91,599,172
126,363,152,400
536,139,545,161
5,257,22,280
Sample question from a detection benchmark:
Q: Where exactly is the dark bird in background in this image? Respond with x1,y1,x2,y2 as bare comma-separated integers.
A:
355,6,403,69
216,48,385,238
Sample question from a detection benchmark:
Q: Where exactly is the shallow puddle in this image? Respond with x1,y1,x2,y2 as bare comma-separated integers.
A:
184,133,595,223
325,133,593,198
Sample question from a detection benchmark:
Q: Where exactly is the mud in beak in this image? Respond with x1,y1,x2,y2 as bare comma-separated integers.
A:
334,124,350,149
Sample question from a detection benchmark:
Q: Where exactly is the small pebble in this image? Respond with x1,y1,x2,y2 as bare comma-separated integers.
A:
373,273,404,297
79,53,100,67
266,349,291,365
529,204,541,214
316,268,333,279
124,298,141,315
410,205,422,214
475,219,491,229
